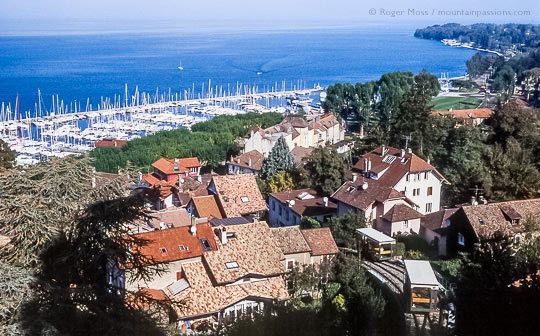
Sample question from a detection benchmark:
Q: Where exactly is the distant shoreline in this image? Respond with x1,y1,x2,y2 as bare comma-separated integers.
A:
440,39,504,57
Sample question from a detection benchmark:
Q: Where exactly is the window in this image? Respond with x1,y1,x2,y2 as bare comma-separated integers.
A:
223,196,229,202
458,233,465,246
200,238,213,251
241,196,249,203
426,203,432,213
424,172,429,179
427,187,433,196
279,206,282,216
417,188,420,195
160,247,167,255
406,174,410,182
190,167,197,173
286,210,289,221
286,260,294,271
225,261,239,269
402,220,409,229
413,189,416,196
173,166,180,171
272,199,276,211
178,245,187,251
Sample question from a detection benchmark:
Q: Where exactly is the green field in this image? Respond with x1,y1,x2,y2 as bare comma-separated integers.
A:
430,96,481,111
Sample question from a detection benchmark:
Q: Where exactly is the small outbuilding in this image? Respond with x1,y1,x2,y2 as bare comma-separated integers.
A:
404,260,440,313
356,228,396,261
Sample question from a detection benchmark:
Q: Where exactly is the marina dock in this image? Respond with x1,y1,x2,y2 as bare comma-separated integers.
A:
0,84,324,166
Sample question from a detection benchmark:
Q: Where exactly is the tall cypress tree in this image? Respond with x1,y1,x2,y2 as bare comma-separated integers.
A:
260,136,295,181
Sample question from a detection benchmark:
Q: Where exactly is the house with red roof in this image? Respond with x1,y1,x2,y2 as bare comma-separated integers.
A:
268,188,337,227
271,226,339,270
131,221,289,332
431,108,492,126
332,146,449,236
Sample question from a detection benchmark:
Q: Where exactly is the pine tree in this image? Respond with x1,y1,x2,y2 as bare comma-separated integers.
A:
0,139,16,169
304,147,346,196
260,136,295,180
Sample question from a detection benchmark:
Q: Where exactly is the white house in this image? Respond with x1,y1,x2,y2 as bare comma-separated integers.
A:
332,145,449,236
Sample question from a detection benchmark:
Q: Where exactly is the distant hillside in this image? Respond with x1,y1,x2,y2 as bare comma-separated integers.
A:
415,23,540,53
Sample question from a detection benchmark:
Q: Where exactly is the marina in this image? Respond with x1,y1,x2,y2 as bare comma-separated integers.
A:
0,82,324,166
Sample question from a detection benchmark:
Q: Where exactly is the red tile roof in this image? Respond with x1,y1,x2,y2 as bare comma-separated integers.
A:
271,227,311,255
190,195,223,219
203,221,284,284
431,108,492,119
301,228,339,256
171,262,288,319
456,199,540,237
94,139,128,148
131,223,216,265
149,208,193,228
381,204,424,222
421,208,457,232
152,157,200,176
270,188,336,217
211,174,267,217
227,150,265,171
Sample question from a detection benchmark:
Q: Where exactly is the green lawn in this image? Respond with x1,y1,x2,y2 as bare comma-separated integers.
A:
431,96,480,111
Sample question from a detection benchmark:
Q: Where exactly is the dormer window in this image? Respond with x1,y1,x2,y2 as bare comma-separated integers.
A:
160,247,167,255
173,166,180,171
511,219,520,225
200,238,213,251
223,196,229,202
479,219,484,225
347,186,355,192
241,196,249,203
178,245,187,251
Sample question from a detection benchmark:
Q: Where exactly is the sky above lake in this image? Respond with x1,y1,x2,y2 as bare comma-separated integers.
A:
1,0,539,34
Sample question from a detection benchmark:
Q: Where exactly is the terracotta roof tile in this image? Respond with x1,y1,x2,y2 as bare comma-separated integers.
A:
431,108,492,119
190,195,223,219
211,174,267,218
203,221,284,284
291,147,314,166
270,188,336,217
421,208,458,232
152,157,200,176
301,228,339,256
171,262,288,319
381,204,424,222
131,223,216,265
94,139,128,148
227,150,265,171
149,208,192,228
271,227,311,255
456,199,540,237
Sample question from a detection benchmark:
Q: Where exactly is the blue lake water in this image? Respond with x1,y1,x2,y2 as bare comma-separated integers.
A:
0,26,484,113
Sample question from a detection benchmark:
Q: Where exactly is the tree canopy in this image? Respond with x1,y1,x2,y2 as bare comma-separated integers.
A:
260,136,295,181
303,147,346,196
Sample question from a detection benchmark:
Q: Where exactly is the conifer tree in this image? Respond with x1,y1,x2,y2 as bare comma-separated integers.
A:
260,136,295,180
0,139,16,169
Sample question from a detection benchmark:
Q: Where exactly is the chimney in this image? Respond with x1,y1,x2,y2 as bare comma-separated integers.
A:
407,148,412,154
248,157,252,167
190,216,197,235
220,226,228,245
230,155,233,162
479,195,488,204
197,175,202,183
470,196,478,206
174,158,180,163
367,159,372,171
381,145,386,156
323,197,329,207
352,173,358,182
160,222,166,230
400,149,405,159
426,155,430,165
363,158,368,172
237,158,240,163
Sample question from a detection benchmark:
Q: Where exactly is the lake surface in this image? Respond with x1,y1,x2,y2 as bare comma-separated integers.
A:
0,25,483,113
